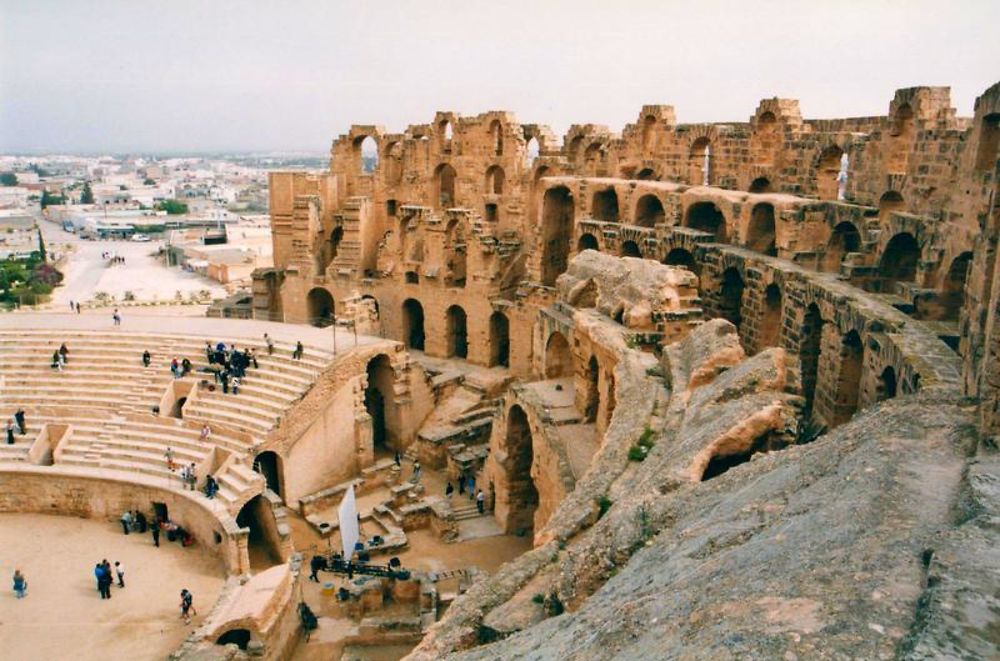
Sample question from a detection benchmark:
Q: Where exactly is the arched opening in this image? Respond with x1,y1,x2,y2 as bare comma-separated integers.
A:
365,354,395,452
485,165,505,195
446,305,468,359
439,120,453,152
746,203,777,256
361,294,380,319
878,191,905,223
484,203,498,223
689,137,712,185
975,113,1000,172
503,405,538,534
591,188,619,222
307,287,335,327
490,120,503,156
402,299,425,350
171,397,187,419
568,135,584,163
816,146,844,200
634,194,664,228
758,283,783,351
328,226,343,263
641,115,657,150
236,495,281,569
878,232,920,292
541,186,574,286
489,312,510,368
718,268,745,330
831,331,864,427
822,222,861,273
216,629,252,650
358,136,378,174
685,202,726,242
637,168,657,181
545,332,572,378
585,356,600,423
254,451,282,497
525,136,540,166
936,252,973,321
621,240,641,258
800,304,825,415
435,163,457,208
749,177,772,193
577,233,598,252
876,366,898,401
663,247,697,273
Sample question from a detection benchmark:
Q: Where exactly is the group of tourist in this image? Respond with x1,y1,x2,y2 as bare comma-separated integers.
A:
102,252,125,265
122,507,193,548
445,479,487,514
5,408,26,444
206,340,257,395
170,357,193,378
49,342,70,371
67,300,82,314
164,446,220,498
93,558,125,599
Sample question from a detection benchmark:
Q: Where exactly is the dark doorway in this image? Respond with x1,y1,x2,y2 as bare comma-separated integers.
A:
685,202,726,242
504,405,539,534
541,187,574,286
402,299,425,350
253,451,281,498
577,233,598,252
718,268,745,330
489,312,510,367
216,629,251,650
621,240,641,257
446,305,468,359
365,354,394,451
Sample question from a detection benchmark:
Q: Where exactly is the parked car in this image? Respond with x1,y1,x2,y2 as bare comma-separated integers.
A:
131,234,151,242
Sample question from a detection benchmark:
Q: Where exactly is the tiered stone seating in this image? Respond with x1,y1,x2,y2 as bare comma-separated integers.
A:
0,329,333,510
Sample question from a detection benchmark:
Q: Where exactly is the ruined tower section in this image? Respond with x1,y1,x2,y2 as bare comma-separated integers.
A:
958,83,1000,433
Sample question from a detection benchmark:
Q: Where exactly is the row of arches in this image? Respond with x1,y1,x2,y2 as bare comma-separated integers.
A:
401,299,510,367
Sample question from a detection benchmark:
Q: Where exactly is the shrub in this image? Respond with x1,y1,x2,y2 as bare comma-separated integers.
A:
531,593,544,604
596,495,613,519
628,445,648,461
637,426,655,448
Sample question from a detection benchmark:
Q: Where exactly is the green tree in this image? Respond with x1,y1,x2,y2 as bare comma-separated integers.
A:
37,229,46,262
157,199,189,215
143,178,156,185
40,190,65,209
80,181,95,204
0,173,17,186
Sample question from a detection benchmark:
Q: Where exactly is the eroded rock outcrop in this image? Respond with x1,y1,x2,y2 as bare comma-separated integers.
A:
405,318,999,661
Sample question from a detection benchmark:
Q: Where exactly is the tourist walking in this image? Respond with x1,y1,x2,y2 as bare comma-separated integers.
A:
165,446,175,471
200,424,211,442
6,419,15,445
59,343,69,363
14,408,26,435
186,463,197,491
97,563,112,599
114,561,125,588
12,569,26,599
476,489,485,515
75,302,81,314
394,451,401,467
248,348,259,369
180,589,196,624
120,510,133,534
293,341,304,360
112,308,121,326
309,555,324,582
230,376,240,395
152,520,161,547
69,300,75,312
411,460,421,483
203,474,218,499
264,333,274,355
445,482,454,498
142,350,151,367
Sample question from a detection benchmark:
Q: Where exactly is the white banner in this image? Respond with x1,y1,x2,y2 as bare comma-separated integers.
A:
338,484,359,559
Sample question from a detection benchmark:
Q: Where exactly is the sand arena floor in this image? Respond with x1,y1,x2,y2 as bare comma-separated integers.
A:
0,513,225,661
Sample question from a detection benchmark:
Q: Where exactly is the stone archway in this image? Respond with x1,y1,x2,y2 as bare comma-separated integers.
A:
236,495,282,569
253,451,282,498
757,283,783,351
499,405,539,534
541,186,574,286
823,222,861,273
831,331,864,427
489,312,510,368
634,194,664,228
446,305,468,359
306,288,335,327
718,268,745,331
585,355,600,423
591,188,619,222
365,354,397,452
402,298,425,350
545,332,572,378
878,232,920,292
621,240,641,258
685,202,726,242
578,233,598,252
800,303,826,417
746,203,777,256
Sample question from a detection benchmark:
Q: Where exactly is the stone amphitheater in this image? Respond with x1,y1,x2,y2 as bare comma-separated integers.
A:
4,82,1000,660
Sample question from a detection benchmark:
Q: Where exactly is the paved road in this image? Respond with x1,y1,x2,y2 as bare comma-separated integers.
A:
34,215,226,307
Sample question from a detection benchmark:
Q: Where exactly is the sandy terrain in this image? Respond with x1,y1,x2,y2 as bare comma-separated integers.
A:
0,513,225,661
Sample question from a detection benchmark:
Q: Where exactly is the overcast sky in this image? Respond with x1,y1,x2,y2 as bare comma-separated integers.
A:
1,0,998,154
